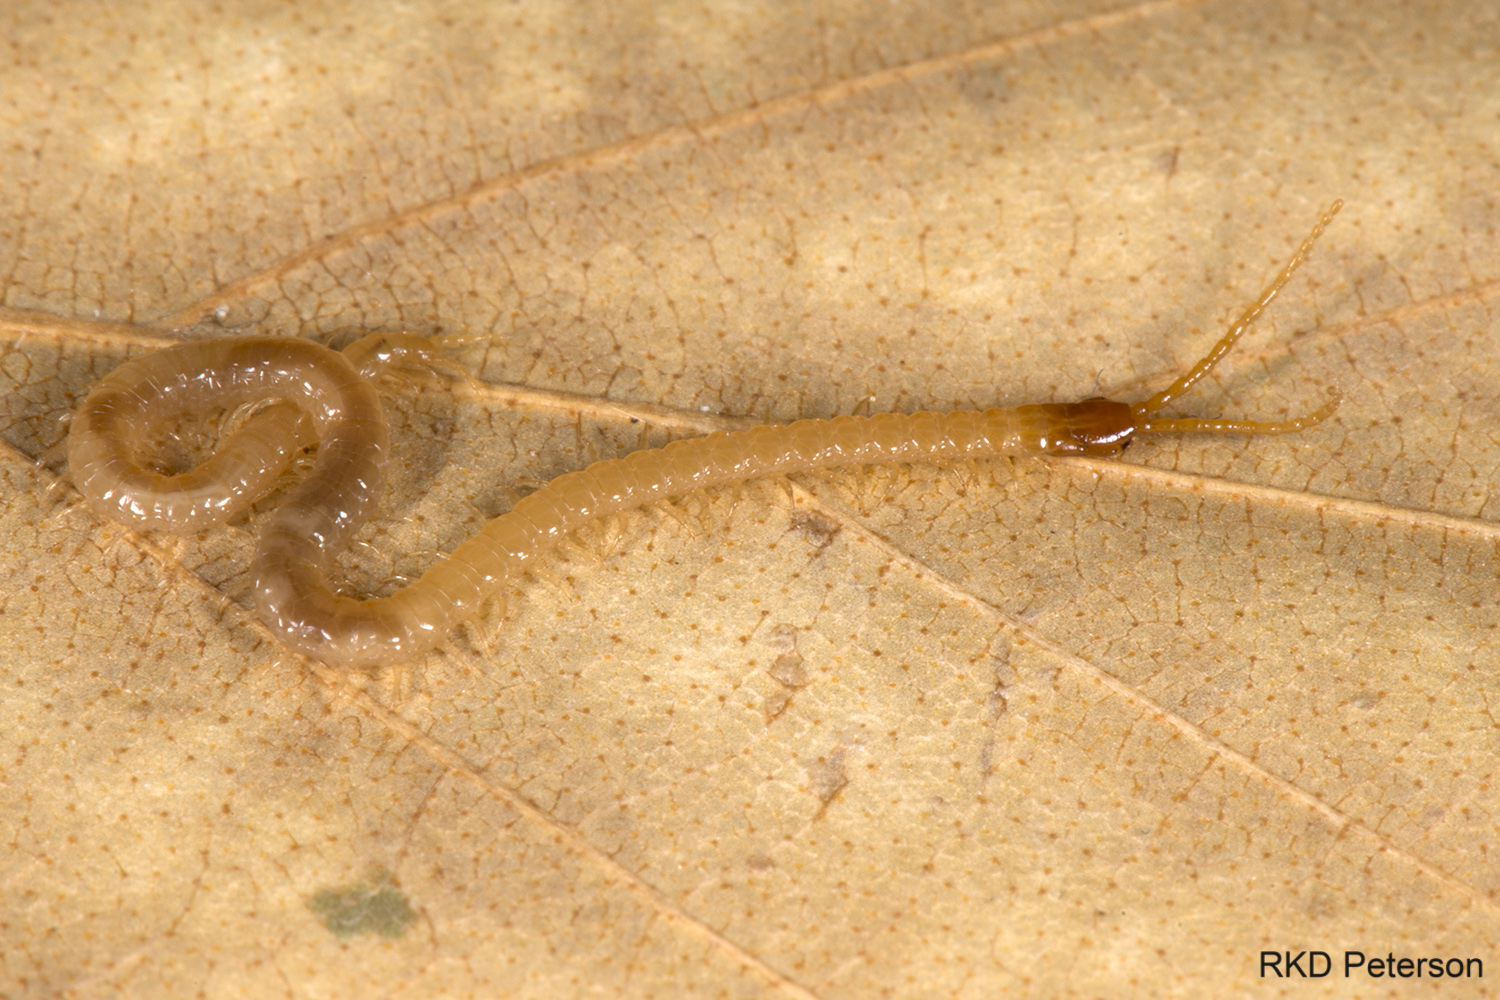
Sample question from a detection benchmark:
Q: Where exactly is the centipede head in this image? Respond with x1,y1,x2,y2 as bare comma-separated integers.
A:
1035,398,1137,455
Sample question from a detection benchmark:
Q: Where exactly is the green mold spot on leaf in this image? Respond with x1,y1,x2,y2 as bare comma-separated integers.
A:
309,870,416,940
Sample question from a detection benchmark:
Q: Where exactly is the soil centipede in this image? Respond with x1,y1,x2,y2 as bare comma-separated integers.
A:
67,201,1344,671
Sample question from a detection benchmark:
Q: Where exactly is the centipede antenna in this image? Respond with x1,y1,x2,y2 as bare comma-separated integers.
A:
1137,385,1342,436
1132,200,1343,421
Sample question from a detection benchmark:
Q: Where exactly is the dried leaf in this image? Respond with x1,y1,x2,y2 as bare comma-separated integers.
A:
3,1,1497,997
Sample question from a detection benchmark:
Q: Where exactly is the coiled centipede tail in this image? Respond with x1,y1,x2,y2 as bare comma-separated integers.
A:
68,202,1344,670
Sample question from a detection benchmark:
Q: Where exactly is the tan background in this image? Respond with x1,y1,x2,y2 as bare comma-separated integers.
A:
2,0,1498,997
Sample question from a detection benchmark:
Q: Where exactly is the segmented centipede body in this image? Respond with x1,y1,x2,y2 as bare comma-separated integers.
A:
67,202,1343,671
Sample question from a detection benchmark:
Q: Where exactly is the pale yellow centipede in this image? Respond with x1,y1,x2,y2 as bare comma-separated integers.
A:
67,202,1344,671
